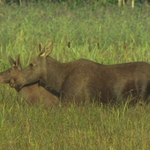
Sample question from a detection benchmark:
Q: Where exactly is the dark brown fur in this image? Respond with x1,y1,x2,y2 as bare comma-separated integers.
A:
0,55,59,109
9,42,150,105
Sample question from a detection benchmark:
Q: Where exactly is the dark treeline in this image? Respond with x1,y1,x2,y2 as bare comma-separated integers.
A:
3,0,107,6
2,0,149,6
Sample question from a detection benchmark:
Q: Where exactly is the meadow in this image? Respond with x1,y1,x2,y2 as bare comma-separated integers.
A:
0,2,150,149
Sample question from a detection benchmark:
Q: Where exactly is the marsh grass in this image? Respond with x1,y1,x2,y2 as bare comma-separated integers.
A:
0,2,150,149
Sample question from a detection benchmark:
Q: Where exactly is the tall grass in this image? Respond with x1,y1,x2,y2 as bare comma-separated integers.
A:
0,3,150,150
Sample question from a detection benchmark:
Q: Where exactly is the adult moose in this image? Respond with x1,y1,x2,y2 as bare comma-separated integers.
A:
0,55,59,108
9,41,150,105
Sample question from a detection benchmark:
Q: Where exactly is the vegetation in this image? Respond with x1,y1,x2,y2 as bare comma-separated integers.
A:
0,3,150,149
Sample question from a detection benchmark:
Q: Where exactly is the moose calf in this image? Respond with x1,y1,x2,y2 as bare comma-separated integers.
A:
0,55,59,108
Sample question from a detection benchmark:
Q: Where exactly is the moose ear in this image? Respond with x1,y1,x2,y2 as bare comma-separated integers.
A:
39,41,53,58
16,54,22,70
9,56,16,66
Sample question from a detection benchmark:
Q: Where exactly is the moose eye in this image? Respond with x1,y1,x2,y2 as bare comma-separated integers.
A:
7,69,11,73
29,63,33,67
29,63,36,67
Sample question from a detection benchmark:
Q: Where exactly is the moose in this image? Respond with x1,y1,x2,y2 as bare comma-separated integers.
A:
9,41,150,105
0,55,59,108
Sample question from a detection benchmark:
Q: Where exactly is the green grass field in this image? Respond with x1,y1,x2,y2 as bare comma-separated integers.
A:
0,3,150,149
